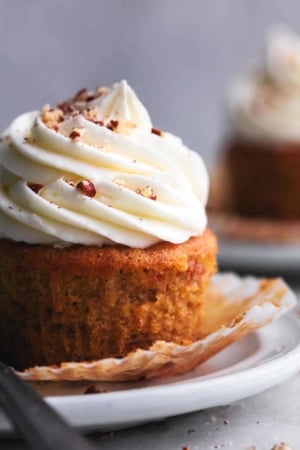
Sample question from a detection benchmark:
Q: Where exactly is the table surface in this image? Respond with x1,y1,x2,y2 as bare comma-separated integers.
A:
2,275,300,450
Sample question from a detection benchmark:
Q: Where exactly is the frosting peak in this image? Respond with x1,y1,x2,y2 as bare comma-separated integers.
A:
228,27,300,142
0,81,208,248
266,28,300,90
94,80,152,132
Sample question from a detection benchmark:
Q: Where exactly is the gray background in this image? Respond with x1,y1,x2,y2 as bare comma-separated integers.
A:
0,0,300,167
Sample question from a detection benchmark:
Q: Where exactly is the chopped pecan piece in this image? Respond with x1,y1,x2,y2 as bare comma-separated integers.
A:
57,101,77,114
28,183,44,193
41,105,64,131
151,127,163,136
106,119,119,131
69,128,85,141
76,180,96,197
136,185,157,200
72,88,89,102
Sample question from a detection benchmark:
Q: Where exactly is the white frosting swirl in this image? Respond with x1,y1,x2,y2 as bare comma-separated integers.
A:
0,80,209,248
228,28,300,141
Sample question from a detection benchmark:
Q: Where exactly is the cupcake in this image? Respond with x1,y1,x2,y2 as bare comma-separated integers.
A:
223,27,300,220
0,80,217,371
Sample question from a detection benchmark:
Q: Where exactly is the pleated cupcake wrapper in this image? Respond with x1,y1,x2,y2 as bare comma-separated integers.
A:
16,273,297,382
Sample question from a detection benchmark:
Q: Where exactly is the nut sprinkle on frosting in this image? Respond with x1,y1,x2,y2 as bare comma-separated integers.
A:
229,27,300,142
0,80,209,248
76,180,96,197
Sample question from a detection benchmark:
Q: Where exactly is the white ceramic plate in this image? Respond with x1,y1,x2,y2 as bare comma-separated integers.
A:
1,313,300,436
217,239,300,272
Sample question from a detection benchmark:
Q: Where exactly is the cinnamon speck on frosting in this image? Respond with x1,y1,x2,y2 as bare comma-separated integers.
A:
114,178,126,187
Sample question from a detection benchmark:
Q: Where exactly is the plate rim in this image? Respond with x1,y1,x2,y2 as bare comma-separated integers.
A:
48,313,300,403
1,313,300,435
218,238,300,269
46,314,300,427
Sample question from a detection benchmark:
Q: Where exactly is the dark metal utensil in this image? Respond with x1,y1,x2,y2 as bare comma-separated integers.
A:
0,361,97,450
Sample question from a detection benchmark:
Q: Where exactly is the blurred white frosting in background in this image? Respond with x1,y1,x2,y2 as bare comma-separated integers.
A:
228,26,300,142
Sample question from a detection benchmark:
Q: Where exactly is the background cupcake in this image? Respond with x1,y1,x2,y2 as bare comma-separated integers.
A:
223,27,300,220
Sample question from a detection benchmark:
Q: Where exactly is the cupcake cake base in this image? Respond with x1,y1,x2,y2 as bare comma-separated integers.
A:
0,230,217,371
16,273,296,381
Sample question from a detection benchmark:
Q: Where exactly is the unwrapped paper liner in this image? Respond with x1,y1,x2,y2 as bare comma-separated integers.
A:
16,273,296,382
